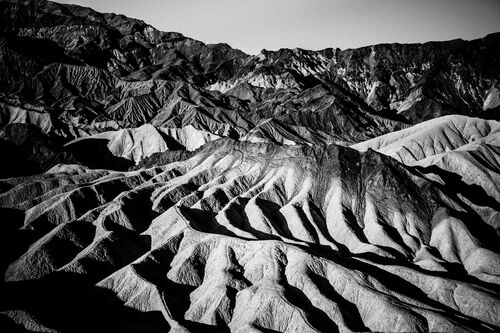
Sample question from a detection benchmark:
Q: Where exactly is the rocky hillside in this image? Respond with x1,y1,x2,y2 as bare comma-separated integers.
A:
0,1,499,332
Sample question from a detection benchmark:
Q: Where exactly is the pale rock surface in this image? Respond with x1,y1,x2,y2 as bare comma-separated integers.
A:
1,138,499,332
352,115,500,231
159,125,221,151
64,124,221,166
483,83,500,111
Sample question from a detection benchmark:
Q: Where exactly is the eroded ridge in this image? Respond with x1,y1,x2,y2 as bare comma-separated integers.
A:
1,139,499,332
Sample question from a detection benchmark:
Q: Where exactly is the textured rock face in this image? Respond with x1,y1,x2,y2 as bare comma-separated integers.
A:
2,0,499,145
1,139,500,332
351,115,500,230
0,1,499,332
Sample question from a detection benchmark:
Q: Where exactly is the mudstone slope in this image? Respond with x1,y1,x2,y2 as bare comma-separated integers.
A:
0,1,499,332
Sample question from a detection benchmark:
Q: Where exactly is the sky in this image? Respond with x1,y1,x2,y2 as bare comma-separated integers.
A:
54,0,500,55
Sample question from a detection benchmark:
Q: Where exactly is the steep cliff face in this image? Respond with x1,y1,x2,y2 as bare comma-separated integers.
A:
0,1,499,332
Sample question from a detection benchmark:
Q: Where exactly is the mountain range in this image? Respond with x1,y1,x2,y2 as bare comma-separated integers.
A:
0,1,499,332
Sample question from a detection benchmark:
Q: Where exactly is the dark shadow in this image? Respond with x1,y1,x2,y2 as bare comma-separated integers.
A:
131,234,194,318
374,214,415,257
4,34,81,66
0,139,39,177
0,207,29,276
254,198,298,241
222,197,282,241
307,201,350,255
2,220,97,281
253,326,282,333
179,197,348,258
182,320,230,333
307,273,369,332
0,207,24,230
351,250,500,294
110,189,160,233
0,124,82,177
71,231,152,282
0,228,155,332
0,271,169,333
292,202,321,243
179,206,239,238
65,138,134,171
481,106,500,121
288,69,323,90
0,135,76,178
0,313,30,333
1,224,151,284
413,164,500,212
156,130,186,150
411,164,500,246
131,233,231,332
283,284,340,333
326,254,500,332
134,150,194,170
342,205,369,243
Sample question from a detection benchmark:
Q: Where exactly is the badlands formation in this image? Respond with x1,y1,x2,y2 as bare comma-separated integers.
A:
0,1,499,332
